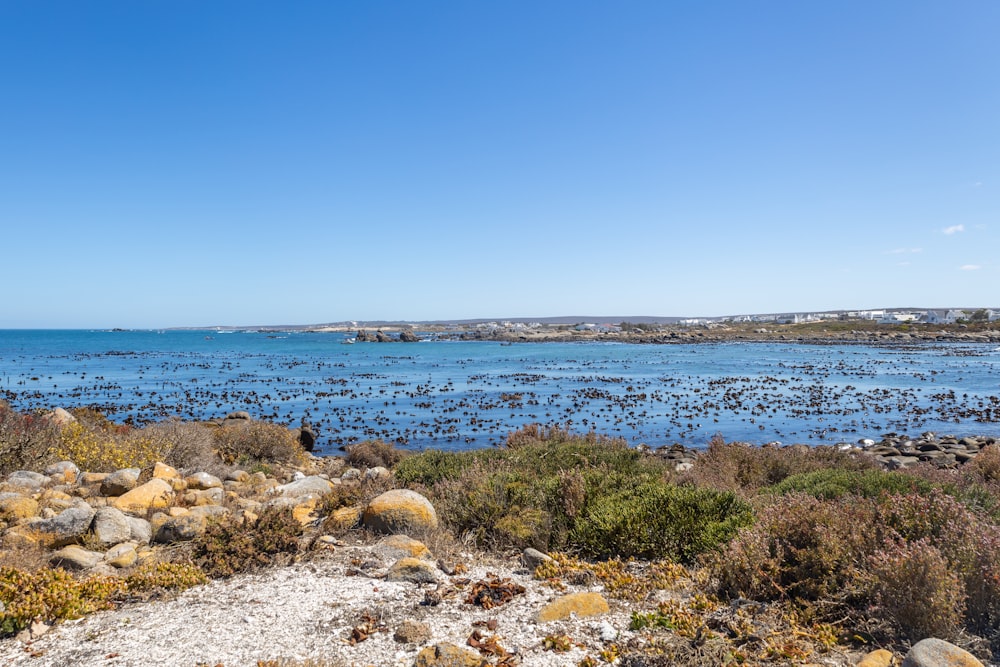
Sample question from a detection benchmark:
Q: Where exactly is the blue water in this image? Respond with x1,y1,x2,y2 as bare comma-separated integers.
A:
2,329,999,455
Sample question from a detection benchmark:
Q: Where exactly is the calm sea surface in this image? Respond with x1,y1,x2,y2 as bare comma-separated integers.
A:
2,329,1000,455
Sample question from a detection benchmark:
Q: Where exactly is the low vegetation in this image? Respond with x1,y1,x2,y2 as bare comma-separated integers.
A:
3,405,1000,661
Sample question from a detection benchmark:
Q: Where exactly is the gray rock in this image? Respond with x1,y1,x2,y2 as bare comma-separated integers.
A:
902,638,984,667
273,475,335,498
5,470,51,491
126,516,152,545
154,514,206,543
32,503,96,547
92,507,132,547
43,461,80,481
522,547,553,570
101,468,141,497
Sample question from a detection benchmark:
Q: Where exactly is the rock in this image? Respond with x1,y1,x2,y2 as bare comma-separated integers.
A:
413,642,486,667
31,503,96,548
857,648,894,667
91,507,132,547
297,419,316,452
363,489,438,535
44,461,80,484
902,638,984,667
536,592,610,622
376,535,432,561
325,505,363,531
50,544,103,570
5,470,51,491
399,330,420,343
152,462,181,480
596,620,618,642
0,493,39,521
341,467,362,481
521,547,553,570
185,472,223,490
364,466,392,483
78,472,108,486
386,557,442,584
225,411,251,421
126,516,152,545
111,478,175,514
394,619,431,644
104,543,138,568
185,487,224,506
154,513,206,543
43,408,76,427
101,468,141,497
274,476,335,498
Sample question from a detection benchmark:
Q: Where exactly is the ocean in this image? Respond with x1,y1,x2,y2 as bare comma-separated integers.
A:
1,329,999,455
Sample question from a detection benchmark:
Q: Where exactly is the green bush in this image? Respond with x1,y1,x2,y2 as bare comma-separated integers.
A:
395,428,746,560
768,468,936,500
570,482,752,562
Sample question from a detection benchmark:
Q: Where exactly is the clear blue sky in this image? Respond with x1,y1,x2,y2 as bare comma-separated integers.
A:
2,1,997,328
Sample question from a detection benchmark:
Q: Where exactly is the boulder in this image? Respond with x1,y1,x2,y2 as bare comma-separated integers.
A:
536,592,610,622
152,462,181,480
413,643,485,667
364,466,392,483
91,507,132,547
154,513,206,543
376,535,432,561
902,638,984,667
50,545,103,571
386,557,442,584
0,493,39,522
857,649,895,667
185,487,224,506
43,407,76,427
184,472,223,490
399,330,420,343
104,543,138,568
126,516,152,545
111,478,175,514
101,468,140,497
5,470,51,492
273,476,335,498
325,505,363,531
44,461,80,484
31,503,96,548
363,489,438,535
521,547,553,570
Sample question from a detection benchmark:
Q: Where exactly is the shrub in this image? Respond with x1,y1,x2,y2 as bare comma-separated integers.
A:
570,482,752,562
395,431,746,560
192,506,302,578
868,538,965,642
345,439,407,469
705,493,875,611
139,419,225,475
682,440,876,496
0,405,59,475
768,468,936,500
213,420,305,466
55,421,172,472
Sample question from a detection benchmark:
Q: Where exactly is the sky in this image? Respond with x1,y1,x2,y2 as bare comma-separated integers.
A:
1,1,998,328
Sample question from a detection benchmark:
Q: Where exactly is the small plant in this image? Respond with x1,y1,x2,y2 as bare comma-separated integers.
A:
0,404,59,475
